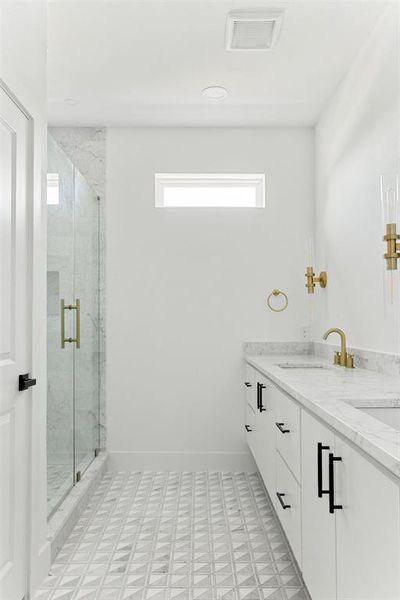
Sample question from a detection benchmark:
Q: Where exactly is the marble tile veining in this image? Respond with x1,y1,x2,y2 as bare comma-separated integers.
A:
35,470,310,600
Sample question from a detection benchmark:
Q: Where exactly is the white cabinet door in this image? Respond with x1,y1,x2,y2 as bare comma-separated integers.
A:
301,411,336,600
0,86,31,600
255,374,276,493
335,436,400,600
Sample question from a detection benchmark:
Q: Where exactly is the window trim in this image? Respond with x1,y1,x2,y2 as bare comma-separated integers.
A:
155,173,265,208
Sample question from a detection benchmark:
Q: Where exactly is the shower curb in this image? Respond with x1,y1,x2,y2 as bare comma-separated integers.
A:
47,452,108,562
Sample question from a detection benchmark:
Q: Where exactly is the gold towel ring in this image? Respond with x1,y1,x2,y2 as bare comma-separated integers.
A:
267,289,288,312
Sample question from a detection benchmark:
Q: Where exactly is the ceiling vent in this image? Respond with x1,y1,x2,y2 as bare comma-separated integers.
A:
226,9,284,51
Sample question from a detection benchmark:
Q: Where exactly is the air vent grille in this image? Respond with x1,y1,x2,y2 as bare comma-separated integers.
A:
226,10,284,51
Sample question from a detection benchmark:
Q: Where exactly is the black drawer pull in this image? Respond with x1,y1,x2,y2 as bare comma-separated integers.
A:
275,422,290,434
256,382,260,410
259,383,266,412
276,492,291,510
329,453,343,514
245,425,252,432
317,442,330,498
244,382,252,388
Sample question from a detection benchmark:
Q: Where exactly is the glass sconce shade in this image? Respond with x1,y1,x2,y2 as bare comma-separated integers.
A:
381,173,400,226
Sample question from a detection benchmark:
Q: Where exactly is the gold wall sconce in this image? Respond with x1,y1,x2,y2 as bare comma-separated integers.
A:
382,174,400,271
305,267,328,294
383,223,400,270
305,238,327,294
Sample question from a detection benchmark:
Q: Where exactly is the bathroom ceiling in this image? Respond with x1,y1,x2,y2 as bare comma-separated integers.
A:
47,0,387,127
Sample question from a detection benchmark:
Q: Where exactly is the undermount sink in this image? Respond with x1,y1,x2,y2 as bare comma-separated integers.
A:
356,407,400,431
276,362,328,370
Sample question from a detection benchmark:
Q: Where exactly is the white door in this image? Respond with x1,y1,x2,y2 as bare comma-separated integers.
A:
0,85,32,600
335,436,400,600
301,410,336,600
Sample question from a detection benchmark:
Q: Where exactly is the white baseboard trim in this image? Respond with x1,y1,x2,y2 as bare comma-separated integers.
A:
108,451,256,472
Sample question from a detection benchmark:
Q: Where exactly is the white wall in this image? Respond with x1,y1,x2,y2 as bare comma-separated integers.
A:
107,127,314,470
313,4,400,353
0,0,49,593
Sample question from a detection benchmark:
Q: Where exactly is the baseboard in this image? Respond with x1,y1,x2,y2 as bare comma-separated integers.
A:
108,451,256,472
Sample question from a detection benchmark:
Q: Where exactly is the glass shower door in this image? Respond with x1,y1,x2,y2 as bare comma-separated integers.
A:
47,136,75,516
73,170,100,478
47,134,100,517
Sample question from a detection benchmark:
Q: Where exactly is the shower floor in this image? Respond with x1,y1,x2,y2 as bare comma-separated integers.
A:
37,470,309,600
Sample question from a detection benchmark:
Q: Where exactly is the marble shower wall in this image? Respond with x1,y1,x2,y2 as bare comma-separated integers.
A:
49,127,106,448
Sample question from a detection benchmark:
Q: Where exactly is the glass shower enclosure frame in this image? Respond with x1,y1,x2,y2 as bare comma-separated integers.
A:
47,134,101,518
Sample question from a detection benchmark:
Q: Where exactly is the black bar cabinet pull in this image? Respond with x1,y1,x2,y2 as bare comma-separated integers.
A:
256,382,260,410
275,422,290,434
245,425,252,432
328,452,343,514
259,383,266,412
19,373,37,391
317,442,330,498
276,492,291,510
244,382,252,388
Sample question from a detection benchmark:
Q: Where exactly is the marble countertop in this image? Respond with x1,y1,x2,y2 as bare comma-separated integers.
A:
246,354,400,479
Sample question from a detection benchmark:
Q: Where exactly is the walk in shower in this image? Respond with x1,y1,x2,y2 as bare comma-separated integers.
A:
47,134,101,517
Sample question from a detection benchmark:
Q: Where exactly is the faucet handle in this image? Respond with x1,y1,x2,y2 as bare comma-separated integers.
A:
334,351,341,365
346,354,355,369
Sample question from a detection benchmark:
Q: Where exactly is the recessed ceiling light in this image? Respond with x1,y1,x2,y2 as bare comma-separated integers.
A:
64,98,79,106
202,86,228,100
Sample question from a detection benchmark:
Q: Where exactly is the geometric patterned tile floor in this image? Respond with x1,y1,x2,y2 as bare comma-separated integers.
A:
34,471,310,600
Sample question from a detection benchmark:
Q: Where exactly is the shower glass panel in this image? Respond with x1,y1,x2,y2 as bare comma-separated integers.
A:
74,169,100,477
47,134,100,517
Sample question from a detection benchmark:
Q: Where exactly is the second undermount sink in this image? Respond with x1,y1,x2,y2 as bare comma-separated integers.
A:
276,362,328,370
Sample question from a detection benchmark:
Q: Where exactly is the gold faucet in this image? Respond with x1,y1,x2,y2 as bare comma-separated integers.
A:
322,328,354,368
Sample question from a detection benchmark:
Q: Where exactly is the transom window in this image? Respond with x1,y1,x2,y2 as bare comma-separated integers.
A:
155,173,265,208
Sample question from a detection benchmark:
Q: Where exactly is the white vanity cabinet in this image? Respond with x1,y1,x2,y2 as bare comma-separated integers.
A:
244,361,400,600
301,410,400,600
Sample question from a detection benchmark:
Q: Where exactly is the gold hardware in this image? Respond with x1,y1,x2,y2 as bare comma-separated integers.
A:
322,328,354,368
60,298,81,349
383,223,400,270
305,266,328,294
266,289,289,312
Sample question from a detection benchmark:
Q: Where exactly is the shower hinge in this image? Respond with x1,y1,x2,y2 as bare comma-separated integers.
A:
75,471,82,483
94,448,100,457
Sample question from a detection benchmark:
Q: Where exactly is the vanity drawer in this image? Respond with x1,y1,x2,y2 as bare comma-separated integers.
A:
273,385,301,481
276,451,302,567
245,402,256,456
244,364,256,411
